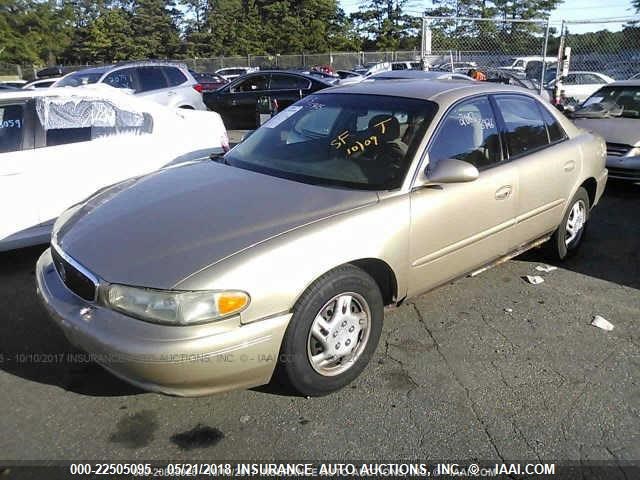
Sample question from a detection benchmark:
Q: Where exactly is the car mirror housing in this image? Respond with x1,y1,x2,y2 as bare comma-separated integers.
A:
425,158,479,184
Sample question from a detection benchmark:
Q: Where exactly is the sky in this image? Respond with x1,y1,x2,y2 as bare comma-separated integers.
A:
339,0,639,33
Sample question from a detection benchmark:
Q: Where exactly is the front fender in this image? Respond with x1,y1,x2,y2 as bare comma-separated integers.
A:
175,194,410,324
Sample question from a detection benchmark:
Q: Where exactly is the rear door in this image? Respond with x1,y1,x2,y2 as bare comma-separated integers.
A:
492,94,575,247
408,95,518,296
268,74,311,111
0,99,39,243
135,66,171,105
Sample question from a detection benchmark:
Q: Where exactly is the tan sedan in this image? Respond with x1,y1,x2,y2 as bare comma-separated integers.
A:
36,80,608,396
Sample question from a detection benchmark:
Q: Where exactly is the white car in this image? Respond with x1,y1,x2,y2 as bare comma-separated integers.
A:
0,85,228,251
22,77,63,89
549,71,614,104
215,67,258,82
54,62,207,110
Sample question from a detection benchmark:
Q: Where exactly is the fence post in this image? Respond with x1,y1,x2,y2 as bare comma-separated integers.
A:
540,19,551,95
554,21,566,105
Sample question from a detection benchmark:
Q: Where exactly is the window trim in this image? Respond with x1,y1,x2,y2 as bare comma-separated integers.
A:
491,93,568,162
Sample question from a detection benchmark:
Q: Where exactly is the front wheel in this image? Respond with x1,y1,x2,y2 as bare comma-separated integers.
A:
278,265,384,396
547,187,590,260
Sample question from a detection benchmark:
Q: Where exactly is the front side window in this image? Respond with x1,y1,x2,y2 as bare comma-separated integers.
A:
232,75,268,93
428,96,501,170
494,95,549,158
104,68,137,90
137,66,168,92
225,94,437,190
0,104,24,153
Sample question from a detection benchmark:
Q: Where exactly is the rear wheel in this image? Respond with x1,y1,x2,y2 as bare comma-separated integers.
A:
278,265,384,396
547,187,590,260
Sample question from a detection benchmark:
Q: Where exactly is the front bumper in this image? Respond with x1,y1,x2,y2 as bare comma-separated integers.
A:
36,249,291,396
606,156,640,182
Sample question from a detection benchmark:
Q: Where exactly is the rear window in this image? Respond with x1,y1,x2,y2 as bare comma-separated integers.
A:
0,104,24,153
269,74,311,90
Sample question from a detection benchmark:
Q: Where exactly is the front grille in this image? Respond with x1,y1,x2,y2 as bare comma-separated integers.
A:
607,166,640,180
606,143,631,157
51,246,97,301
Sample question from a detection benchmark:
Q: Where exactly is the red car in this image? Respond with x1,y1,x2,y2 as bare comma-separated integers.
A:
189,70,229,92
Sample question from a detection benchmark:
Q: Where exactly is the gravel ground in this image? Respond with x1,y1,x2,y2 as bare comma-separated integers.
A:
0,176,638,469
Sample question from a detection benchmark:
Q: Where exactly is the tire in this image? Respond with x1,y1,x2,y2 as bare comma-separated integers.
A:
547,187,590,261
278,265,384,396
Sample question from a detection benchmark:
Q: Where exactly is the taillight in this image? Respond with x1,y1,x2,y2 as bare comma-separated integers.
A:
193,84,203,93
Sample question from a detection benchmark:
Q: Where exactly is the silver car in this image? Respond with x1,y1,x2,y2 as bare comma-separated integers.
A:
36,80,608,397
571,80,640,182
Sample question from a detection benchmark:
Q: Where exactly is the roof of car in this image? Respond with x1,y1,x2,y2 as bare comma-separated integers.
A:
608,79,640,86
68,61,189,76
321,78,540,103
236,70,335,84
370,70,473,80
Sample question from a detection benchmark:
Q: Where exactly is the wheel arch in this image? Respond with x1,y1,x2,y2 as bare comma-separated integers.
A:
580,177,597,209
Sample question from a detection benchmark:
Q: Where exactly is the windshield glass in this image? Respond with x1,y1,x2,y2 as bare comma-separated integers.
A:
574,85,640,118
56,72,103,87
225,94,437,190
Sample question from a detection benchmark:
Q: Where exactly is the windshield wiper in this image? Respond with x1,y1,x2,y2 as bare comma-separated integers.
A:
210,152,229,165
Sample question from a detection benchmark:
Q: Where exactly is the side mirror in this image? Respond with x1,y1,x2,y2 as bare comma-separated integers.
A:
426,158,479,184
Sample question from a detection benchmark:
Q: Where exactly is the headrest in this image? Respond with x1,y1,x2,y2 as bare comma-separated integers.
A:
368,114,400,140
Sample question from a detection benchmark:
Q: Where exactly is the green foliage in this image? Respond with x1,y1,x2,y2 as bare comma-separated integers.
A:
0,0,636,67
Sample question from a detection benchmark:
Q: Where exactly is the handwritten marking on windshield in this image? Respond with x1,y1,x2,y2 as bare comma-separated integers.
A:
373,118,392,134
347,135,379,155
331,130,350,149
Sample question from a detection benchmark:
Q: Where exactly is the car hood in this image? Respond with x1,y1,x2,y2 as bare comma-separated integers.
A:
57,162,378,289
572,117,640,147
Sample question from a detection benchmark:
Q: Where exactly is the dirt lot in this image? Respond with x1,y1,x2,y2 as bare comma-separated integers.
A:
0,179,638,469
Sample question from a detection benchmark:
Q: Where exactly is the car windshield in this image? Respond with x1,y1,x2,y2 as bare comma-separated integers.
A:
573,85,640,118
225,93,437,190
56,72,103,87
499,58,518,68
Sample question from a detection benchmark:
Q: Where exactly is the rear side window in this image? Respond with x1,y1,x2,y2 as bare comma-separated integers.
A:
163,67,187,87
269,74,311,90
104,68,137,90
429,96,502,169
0,104,24,153
539,106,566,143
137,66,168,92
494,95,549,158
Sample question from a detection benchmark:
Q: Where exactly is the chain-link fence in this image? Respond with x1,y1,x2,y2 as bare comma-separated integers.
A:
421,16,552,89
559,18,640,81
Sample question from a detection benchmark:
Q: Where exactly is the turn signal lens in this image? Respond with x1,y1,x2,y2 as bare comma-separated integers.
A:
217,293,249,315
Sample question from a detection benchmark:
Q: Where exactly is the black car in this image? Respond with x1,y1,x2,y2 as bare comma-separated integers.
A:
203,70,332,129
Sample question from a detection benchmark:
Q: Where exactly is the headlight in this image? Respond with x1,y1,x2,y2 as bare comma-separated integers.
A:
626,146,640,157
107,284,250,325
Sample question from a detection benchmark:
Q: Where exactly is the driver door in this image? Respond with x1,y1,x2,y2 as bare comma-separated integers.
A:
408,95,518,297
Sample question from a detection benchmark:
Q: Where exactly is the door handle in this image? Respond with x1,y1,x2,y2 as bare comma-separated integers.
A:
495,185,512,200
564,160,576,172
230,99,237,106
167,91,176,96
